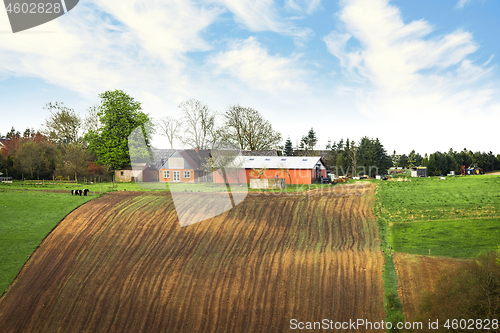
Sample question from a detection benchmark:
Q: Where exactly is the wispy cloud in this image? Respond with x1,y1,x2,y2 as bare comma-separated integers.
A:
0,0,223,102
324,0,498,122
210,37,308,93
208,0,313,42
286,0,322,14
456,0,471,9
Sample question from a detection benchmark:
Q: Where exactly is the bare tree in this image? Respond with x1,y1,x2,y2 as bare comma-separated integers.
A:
250,166,268,179
221,105,281,151
157,116,181,149
179,99,218,150
43,102,81,145
83,105,101,135
277,162,292,184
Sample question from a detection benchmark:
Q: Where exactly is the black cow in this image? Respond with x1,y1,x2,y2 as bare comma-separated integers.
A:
83,189,89,196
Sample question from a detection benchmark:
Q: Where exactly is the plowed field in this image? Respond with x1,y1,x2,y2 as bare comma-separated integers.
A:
0,185,384,332
394,253,465,325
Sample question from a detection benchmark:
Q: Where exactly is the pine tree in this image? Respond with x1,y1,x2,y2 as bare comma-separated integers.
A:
284,137,294,156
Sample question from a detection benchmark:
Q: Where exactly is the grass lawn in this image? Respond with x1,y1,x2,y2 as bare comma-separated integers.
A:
0,180,341,193
390,218,500,258
377,175,500,258
379,175,500,222
0,190,97,295
0,180,160,192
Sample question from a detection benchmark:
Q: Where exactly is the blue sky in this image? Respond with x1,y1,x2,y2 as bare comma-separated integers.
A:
0,0,499,155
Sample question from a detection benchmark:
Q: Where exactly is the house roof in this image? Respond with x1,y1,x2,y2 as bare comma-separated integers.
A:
158,149,212,170
237,156,325,169
149,149,176,169
241,150,278,156
181,149,212,170
0,138,10,149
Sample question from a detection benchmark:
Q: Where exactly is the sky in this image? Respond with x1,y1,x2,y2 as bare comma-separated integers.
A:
0,0,499,155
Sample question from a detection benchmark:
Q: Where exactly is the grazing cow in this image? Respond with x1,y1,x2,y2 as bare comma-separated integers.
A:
83,189,89,196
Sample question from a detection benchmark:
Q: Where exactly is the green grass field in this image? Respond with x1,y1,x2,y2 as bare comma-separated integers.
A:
0,180,337,193
377,175,500,258
0,190,97,295
379,175,500,222
0,181,158,192
391,218,500,258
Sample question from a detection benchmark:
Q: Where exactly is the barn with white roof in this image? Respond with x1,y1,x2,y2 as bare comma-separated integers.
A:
213,156,327,185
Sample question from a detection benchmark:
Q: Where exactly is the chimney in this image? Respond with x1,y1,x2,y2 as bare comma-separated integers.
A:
195,147,199,153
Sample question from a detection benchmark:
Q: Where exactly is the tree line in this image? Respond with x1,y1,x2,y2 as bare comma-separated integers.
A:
2,89,500,181
0,91,284,180
391,149,500,176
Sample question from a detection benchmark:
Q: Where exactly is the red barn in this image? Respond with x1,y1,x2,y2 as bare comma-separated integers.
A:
213,156,327,185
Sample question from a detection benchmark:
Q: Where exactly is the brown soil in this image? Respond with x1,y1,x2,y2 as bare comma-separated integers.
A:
393,253,466,327
0,186,384,333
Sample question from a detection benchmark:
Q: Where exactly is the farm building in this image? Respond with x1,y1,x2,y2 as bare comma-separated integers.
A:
410,167,427,177
158,149,212,183
115,163,152,182
241,150,278,157
212,156,328,185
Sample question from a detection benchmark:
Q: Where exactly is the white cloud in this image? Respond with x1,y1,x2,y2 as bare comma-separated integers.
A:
324,0,498,122
207,0,313,42
286,0,322,14
0,0,223,101
210,37,308,93
456,0,471,8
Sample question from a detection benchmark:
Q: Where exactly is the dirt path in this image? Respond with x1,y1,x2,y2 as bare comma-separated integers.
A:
0,187,384,333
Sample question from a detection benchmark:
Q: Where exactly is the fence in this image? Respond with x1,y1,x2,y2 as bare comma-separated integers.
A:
250,178,286,189
24,179,78,184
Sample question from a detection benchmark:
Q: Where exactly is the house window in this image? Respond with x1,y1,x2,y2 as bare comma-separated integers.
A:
163,170,170,178
184,171,191,178
169,158,184,169
120,171,124,176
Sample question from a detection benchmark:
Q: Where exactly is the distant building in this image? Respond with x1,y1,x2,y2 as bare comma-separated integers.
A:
158,149,212,183
213,156,328,185
411,167,427,177
241,150,278,157
115,163,150,182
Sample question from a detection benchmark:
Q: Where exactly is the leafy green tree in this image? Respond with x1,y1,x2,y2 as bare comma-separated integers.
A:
398,154,408,169
14,140,43,179
84,90,151,170
356,137,390,177
0,152,6,176
407,150,417,168
57,142,93,180
284,137,294,156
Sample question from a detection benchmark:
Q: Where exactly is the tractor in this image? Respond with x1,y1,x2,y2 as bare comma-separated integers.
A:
461,164,484,175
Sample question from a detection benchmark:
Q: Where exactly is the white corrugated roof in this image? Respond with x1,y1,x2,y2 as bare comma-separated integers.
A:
235,156,324,169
